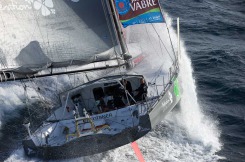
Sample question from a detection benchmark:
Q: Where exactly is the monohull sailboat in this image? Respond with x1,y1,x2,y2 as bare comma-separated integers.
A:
0,0,181,159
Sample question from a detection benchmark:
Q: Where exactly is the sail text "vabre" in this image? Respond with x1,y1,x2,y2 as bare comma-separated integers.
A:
130,0,158,11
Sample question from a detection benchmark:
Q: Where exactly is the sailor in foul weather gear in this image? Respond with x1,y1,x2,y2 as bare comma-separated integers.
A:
134,78,148,101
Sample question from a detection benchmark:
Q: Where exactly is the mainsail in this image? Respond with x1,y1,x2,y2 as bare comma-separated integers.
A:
0,0,126,80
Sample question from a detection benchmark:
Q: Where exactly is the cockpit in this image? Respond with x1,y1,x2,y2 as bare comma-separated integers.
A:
49,75,148,121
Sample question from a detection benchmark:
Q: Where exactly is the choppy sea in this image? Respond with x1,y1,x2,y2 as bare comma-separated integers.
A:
162,0,245,161
0,0,245,161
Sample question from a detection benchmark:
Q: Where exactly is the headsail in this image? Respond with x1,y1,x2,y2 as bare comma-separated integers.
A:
115,0,165,28
0,0,123,79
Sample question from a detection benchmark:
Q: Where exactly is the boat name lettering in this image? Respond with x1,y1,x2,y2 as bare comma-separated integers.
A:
138,126,150,132
161,92,173,108
130,0,158,12
92,113,113,120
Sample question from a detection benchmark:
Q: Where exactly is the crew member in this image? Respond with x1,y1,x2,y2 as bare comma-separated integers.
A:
123,79,133,95
98,97,109,112
134,78,148,101
122,79,134,104
113,85,125,108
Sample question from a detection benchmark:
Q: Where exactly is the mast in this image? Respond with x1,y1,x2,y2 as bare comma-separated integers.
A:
108,0,128,56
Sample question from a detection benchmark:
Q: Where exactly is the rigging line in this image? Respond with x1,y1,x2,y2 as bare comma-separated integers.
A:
149,64,164,83
31,6,55,66
28,77,51,107
151,33,169,81
146,24,173,78
156,37,168,78
151,24,174,62
20,80,34,126
118,81,138,126
74,73,76,87
159,34,165,57
37,75,58,104
31,7,49,56
25,11,39,43
67,30,75,70
158,2,177,60
55,75,60,94
68,74,74,89
164,22,178,60
0,59,7,70
148,29,168,74
145,26,162,59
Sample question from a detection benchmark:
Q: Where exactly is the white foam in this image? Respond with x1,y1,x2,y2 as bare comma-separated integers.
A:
0,83,26,130
165,14,222,152
176,48,222,150
4,149,35,162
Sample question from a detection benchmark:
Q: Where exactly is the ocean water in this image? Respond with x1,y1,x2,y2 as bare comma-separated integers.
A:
0,0,245,161
161,0,245,161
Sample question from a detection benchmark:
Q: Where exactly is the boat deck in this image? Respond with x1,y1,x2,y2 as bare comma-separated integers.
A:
30,102,154,147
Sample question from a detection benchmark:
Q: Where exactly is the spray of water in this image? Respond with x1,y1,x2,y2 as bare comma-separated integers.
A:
0,83,26,130
177,46,222,150
166,13,222,152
